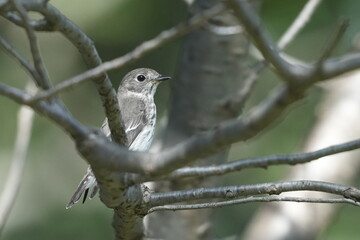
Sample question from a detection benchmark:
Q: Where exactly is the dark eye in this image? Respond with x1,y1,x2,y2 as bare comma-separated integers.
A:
136,74,146,82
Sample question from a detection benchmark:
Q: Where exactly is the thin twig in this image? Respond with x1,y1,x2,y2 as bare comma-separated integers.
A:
0,82,35,235
27,4,226,103
226,0,354,84
148,180,360,207
148,196,360,213
250,0,322,65
128,138,360,183
0,83,31,104
0,34,39,80
217,0,321,112
0,82,90,139
225,0,297,81
216,65,260,115
278,0,323,50
316,19,348,70
167,138,360,179
12,0,51,89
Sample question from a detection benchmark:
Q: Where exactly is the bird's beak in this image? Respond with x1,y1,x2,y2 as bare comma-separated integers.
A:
155,75,171,81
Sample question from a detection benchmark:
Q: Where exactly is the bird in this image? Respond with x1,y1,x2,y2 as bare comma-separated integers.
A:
66,68,170,209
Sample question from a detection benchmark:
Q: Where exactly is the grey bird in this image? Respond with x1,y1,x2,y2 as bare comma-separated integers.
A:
66,68,170,209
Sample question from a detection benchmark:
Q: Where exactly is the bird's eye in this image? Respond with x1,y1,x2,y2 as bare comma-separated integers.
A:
136,74,146,82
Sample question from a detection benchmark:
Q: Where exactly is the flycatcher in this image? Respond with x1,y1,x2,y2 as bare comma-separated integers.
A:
66,68,170,209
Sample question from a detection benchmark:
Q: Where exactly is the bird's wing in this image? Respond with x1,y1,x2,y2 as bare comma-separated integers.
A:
101,119,111,138
100,96,146,147
120,96,147,147
66,167,96,209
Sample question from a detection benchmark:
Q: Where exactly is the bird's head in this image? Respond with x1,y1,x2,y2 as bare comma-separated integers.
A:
120,68,170,96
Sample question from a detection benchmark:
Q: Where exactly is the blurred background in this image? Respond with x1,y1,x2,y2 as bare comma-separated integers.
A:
0,0,360,239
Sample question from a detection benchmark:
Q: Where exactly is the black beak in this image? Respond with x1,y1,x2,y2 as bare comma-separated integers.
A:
155,75,171,81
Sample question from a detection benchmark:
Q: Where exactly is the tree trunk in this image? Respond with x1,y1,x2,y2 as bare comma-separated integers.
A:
146,0,256,239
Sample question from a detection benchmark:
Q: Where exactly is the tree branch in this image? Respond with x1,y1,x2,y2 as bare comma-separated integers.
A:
0,82,89,140
216,66,259,116
278,0,323,50
148,196,360,213
11,0,51,89
2,11,53,31
316,19,348,68
128,138,360,183
0,34,39,80
225,0,299,81
148,181,360,208
225,0,360,85
217,0,323,113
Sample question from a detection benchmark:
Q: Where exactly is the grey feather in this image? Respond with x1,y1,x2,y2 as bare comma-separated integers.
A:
66,168,95,209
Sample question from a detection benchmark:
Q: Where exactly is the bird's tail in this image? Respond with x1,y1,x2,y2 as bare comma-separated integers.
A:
66,168,98,209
